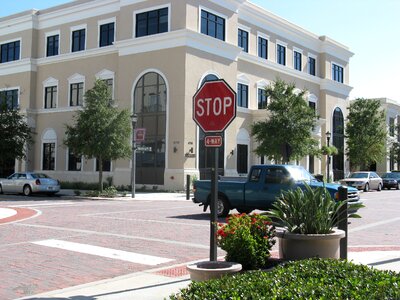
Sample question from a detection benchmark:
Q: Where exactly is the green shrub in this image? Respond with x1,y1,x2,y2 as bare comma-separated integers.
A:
216,213,275,270
170,259,400,300
101,186,118,197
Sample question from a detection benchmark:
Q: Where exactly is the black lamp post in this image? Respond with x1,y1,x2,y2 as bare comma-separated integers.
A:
326,131,331,182
131,114,138,198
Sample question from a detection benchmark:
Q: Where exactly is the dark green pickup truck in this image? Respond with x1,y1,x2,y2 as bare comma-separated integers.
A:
192,164,362,217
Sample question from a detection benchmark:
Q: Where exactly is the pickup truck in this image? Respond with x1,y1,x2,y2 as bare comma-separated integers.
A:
192,164,362,217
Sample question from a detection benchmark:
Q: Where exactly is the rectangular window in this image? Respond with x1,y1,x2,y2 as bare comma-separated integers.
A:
68,151,82,171
258,88,267,109
308,56,316,76
258,37,268,59
0,89,18,110
201,10,225,41
99,22,115,47
332,63,344,83
294,51,302,71
70,82,84,106
44,86,57,109
309,155,315,174
277,44,286,66
237,83,248,108
389,117,395,136
72,29,85,52
0,40,20,63
96,159,111,172
309,101,316,111
237,144,248,174
43,143,55,170
238,29,248,52
136,7,168,37
46,35,59,57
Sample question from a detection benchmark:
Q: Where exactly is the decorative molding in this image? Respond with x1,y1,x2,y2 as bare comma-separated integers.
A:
0,58,36,75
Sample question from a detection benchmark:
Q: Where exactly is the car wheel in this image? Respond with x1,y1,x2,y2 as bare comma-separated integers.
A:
217,197,230,218
0,184,3,194
364,183,369,192
23,185,32,196
397,183,400,190
377,183,382,191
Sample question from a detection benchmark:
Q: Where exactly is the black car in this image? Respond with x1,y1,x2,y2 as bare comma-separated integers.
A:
381,172,400,190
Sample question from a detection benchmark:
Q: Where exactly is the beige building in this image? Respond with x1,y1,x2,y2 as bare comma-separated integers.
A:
0,0,353,189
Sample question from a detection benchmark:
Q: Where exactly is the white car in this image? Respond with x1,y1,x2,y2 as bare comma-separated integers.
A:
0,172,60,196
340,171,382,192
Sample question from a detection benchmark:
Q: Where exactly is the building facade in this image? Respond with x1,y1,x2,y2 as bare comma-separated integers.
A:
0,0,353,189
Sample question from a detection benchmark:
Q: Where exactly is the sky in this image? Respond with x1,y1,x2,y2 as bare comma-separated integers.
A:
1,0,399,101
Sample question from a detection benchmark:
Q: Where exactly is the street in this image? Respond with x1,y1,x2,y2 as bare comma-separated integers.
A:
0,190,399,299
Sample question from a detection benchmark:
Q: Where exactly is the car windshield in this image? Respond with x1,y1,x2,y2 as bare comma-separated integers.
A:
286,165,316,182
348,172,369,179
31,173,50,179
381,173,400,178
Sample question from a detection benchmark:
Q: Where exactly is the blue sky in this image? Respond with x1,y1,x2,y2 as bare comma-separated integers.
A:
1,0,399,101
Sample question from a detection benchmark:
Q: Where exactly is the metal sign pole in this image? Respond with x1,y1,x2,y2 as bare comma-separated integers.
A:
210,147,218,261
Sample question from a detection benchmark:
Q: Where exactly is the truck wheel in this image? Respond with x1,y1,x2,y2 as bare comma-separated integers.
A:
364,183,369,192
217,197,230,218
23,185,32,196
237,209,253,215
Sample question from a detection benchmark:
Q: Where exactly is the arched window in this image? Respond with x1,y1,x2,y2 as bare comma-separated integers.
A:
332,107,344,180
134,72,167,185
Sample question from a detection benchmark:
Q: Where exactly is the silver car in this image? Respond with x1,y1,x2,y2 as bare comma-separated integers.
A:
340,171,382,192
0,172,60,196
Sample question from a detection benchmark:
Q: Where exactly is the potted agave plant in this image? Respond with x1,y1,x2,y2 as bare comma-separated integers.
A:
266,183,362,260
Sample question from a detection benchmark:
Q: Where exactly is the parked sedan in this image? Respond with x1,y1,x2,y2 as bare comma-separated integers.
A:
381,172,400,190
340,171,382,192
0,172,60,196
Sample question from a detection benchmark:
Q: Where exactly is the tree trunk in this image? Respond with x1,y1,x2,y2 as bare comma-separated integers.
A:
98,156,103,192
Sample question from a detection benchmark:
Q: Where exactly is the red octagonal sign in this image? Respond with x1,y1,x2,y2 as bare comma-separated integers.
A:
193,79,237,133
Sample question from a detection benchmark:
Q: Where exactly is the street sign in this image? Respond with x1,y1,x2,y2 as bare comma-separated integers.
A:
193,80,236,133
135,128,146,142
205,136,222,147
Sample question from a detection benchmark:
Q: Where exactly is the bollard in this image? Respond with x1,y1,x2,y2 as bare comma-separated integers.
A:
338,186,348,259
186,174,190,200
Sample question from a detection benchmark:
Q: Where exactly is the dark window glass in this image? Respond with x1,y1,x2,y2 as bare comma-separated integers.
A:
237,83,248,108
309,101,316,111
333,107,345,180
308,56,316,76
309,155,315,174
294,51,302,71
258,88,267,109
258,37,268,59
43,143,55,170
45,86,57,109
201,10,225,41
47,35,59,57
389,117,395,136
0,41,20,63
238,29,248,52
72,29,85,52
96,159,111,172
277,44,286,65
136,8,168,37
70,82,84,106
0,89,19,110
237,144,248,174
332,64,344,83
68,151,81,171
99,22,115,47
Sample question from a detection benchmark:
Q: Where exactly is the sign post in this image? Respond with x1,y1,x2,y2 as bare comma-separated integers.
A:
193,79,236,261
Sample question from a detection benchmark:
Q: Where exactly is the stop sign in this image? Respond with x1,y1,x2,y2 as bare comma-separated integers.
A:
193,80,236,133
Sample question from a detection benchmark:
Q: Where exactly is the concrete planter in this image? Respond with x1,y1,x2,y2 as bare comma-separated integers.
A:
186,261,242,281
276,228,345,260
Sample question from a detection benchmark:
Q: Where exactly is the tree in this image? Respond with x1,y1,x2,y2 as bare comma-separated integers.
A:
0,96,33,176
64,80,132,191
345,98,386,170
251,78,318,163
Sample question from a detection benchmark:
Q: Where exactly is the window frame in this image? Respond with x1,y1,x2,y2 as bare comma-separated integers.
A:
67,148,82,171
45,30,60,57
98,17,116,47
42,142,56,171
0,87,19,110
0,38,21,63
134,4,170,38
293,48,302,71
199,7,227,41
238,25,249,53
276,41,287,66
257,32,269,60
308,53,317,76
70,24,87,53
332,62,344,83
237,83,249,108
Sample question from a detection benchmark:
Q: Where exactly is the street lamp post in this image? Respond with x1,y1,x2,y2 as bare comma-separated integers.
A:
326,131,331,183
131,114,138,198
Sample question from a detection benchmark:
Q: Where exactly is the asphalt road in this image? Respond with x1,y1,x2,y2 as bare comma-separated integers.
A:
0,189,399,299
